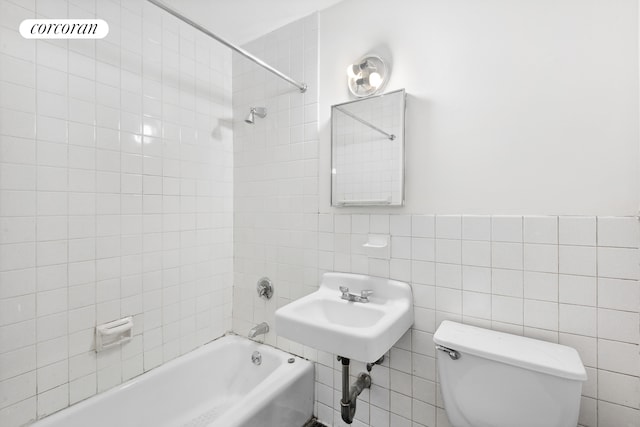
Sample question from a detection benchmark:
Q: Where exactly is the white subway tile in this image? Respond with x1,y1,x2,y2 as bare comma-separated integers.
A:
0,108,36,139
461,240,491,267
559,333,597,368
411,261,434,286
37,383,69,418
0,242,36,271
36,240,68,266
351,214,369,234
559,216,596,246
581,366,597,398
0,294,35,326
492,268,523,298
435,215,461,239
412,215,435,238
0,136,36,165
523,216,558,244
597,308,639,343
435,263,461,289
523,243,558,273
435,239,461,264
334,214,351,234
435,287,461,315
598,278,639,312
598,339,638,376
0,52,35,88
559,304,596,337
0,163,36,190
390,215,411,237
524,299,558,330
462,215,491,241
558,245,596,276
462,266,491,293
597,247,639,280
37,312,67,342
597,370,639,408
523,271,558,302
491,295,522,325
69,373,96,405
412,238,435,262
558,274,596,306
491,242,523,270
491,215,522,242
598,400,639,427
36,336,68,367
462,291,491,319
37,359,68,393
0,345,35,381
597,216,639,248
369,214,389,234
579,396,597,427
0,371,36,410
391,236,411,260
389,259,411,283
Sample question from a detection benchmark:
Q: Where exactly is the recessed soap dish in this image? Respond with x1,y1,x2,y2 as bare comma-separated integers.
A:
363,234,390,259
96,316,133,352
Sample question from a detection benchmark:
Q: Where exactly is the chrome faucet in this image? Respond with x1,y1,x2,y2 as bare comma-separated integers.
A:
248,322,269,339
339,286,373,303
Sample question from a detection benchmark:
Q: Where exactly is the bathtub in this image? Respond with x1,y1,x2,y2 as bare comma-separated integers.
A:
32,335,314,427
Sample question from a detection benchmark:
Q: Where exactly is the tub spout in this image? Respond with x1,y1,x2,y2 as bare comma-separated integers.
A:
248,322,269,339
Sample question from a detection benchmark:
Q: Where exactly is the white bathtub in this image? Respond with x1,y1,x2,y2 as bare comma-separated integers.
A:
32,335,315,427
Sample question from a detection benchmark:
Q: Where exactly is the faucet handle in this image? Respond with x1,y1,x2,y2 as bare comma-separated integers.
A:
360,289,373,299
339,286,349,294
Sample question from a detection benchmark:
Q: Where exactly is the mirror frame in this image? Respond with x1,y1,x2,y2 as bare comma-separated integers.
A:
330,88,406,207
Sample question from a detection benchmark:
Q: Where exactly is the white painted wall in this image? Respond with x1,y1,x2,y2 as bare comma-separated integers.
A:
319,0,639,215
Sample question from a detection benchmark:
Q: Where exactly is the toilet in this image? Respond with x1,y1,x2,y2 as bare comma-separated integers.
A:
433,321,587,427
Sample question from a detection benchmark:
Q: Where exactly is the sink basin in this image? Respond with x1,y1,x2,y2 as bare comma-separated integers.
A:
275,272,413,362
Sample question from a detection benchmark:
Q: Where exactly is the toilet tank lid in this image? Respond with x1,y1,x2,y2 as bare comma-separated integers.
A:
433,321,587,381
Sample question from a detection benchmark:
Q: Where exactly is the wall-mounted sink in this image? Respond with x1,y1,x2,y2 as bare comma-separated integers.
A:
275,272,413,362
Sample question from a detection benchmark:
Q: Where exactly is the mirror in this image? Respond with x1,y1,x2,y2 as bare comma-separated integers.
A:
331,89,406,207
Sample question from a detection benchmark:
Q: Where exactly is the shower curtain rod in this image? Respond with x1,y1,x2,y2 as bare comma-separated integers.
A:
146,0,307,93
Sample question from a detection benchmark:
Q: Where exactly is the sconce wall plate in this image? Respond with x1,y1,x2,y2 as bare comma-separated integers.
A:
347,54,390,98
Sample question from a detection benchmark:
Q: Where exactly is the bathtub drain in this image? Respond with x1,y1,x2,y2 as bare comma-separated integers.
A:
251,351,262,365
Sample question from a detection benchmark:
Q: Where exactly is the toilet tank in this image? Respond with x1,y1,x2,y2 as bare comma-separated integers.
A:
433,321,587,427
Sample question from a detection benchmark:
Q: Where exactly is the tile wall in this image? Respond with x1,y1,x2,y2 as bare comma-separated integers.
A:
310,213,639,427
232,12,639,427
0,0,233,425
1,2,638,427
232,13,319,344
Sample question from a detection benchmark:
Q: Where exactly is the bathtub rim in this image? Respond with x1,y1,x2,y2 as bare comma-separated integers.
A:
30,333,314,427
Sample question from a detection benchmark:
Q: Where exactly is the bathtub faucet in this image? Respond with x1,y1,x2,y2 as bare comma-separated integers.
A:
248,322,269,339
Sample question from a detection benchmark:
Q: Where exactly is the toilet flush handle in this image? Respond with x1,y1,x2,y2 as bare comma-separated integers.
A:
436,345,460,360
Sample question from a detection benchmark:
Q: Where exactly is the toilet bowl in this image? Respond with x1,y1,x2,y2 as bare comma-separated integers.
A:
433,321,587,427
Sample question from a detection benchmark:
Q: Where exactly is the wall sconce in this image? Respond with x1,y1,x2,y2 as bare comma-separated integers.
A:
347,55,390,98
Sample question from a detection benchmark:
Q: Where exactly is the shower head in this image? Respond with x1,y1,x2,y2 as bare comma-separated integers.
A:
245,107,267,124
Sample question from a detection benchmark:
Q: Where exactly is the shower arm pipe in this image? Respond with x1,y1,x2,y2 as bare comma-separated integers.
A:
146,0,307,93
334,105,396,141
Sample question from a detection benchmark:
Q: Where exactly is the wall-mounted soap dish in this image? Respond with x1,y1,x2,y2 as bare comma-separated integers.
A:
96,316,133,352
363,234,390,259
